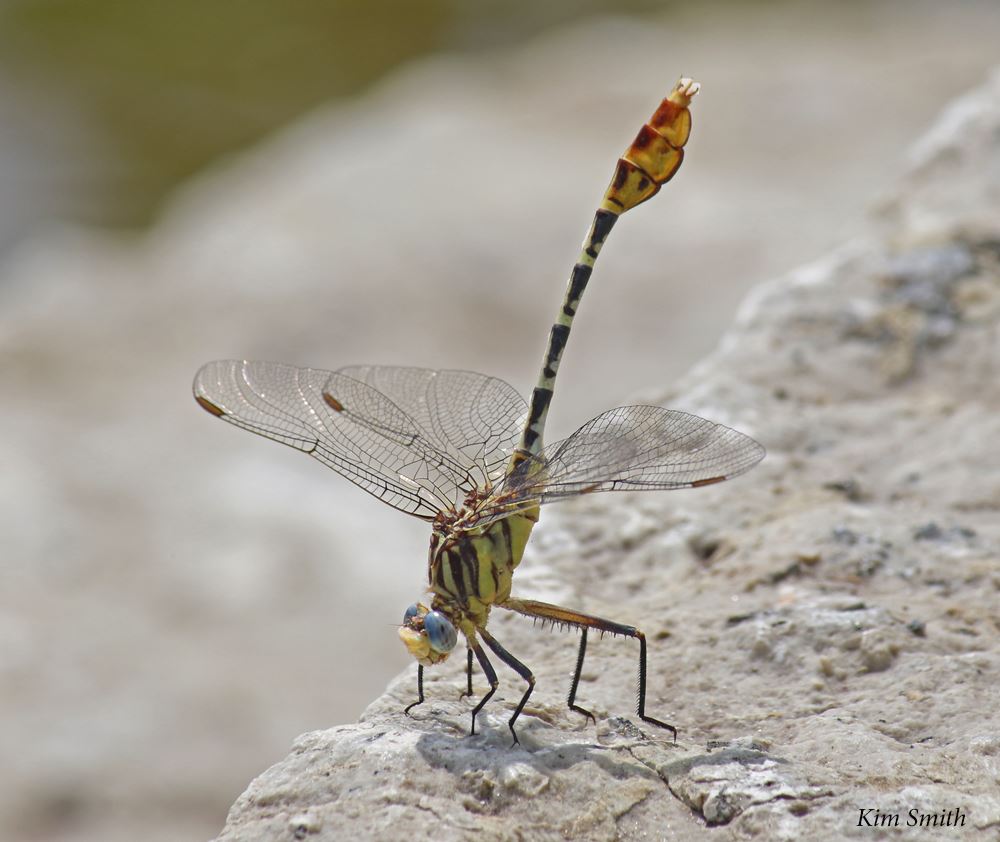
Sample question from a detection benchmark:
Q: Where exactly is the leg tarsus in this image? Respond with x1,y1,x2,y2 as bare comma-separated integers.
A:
636,631,677,742
571,703,597,726
480,627,534,747
639,711,677,741
404,664,425,717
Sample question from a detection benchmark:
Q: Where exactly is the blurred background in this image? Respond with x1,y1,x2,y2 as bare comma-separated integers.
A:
1,1,999,840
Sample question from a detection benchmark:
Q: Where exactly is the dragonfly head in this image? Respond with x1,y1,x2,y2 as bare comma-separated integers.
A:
399,602,458,666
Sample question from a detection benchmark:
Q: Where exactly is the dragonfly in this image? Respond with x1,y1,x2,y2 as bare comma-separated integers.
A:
193,78,764,745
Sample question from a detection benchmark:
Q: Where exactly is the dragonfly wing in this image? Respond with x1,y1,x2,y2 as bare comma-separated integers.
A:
336,366,527,490
483,405,764,518
193,360,465,519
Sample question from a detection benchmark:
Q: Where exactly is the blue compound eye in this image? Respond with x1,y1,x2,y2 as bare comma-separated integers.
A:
423,611,458,653
403,604,421,624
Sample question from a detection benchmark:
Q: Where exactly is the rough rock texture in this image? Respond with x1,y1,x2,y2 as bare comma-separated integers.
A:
214,71,1000,841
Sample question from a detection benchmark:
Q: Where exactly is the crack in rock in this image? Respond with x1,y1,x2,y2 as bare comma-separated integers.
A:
661,747,833,826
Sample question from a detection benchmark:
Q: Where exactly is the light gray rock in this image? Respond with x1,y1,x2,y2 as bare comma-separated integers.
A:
213,70,1000,842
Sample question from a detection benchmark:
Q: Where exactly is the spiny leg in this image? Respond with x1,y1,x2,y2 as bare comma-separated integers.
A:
459,647,474,699
501,597,676,741
404,664,424,717
479,627,535,747
568,627,596,725
634,631,675,737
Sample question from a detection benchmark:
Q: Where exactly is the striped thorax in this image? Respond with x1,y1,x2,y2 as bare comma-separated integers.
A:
399,496,538,664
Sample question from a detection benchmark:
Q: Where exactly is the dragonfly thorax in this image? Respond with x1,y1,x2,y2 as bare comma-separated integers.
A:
435,509,537,614
398,505,540,666
431,485,499,533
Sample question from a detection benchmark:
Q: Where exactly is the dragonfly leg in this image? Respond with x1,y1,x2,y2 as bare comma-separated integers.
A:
478,627,535,747
459,648,474,699
404,664,425,716
634,630,676,738
500,597,676,741
568,627,596,725
468,640,499,738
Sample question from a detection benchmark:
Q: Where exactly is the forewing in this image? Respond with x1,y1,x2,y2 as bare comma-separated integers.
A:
193,360,460,519
482,405,764,521
336,365,527,489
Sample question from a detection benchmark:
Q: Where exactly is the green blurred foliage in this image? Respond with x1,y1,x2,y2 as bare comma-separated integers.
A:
0,0,663,228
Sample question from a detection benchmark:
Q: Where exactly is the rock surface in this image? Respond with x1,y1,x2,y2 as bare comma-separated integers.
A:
213,71,1000,841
